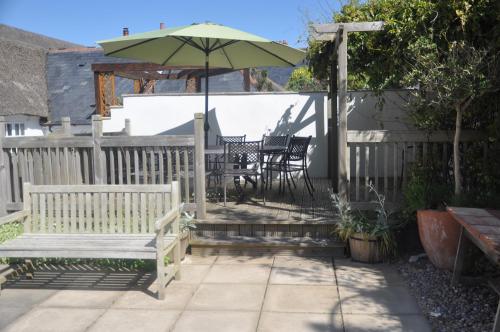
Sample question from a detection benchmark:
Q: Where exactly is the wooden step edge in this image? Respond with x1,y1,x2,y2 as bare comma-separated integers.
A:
195,219,339,225
190,238,345,249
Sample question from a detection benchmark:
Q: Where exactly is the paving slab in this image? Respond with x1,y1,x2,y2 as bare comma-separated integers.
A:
263,284,340,313
87,308,181,332
186,284,266,311
173,310,259,332
0,306,32,330
112,283,197,310
339,285,422,315
39,289,123,308
343,314,432,332
182,255,218,265
173,264,211,284
334,259,405,287
273,256,332,268
0,288,57,308
215,255,274,265
258,312,343,332
0,255,431,332
269,265,335,285
3,307,105,332
203,264,271,284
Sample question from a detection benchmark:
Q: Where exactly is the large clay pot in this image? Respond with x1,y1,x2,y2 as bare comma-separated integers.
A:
417,210,461,270
349,233,384,263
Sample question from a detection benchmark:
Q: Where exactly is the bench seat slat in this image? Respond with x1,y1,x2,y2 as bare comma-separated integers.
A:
0,234,178,260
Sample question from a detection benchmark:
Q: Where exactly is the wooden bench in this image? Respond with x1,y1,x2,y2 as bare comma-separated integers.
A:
448,207,500,332
0,182,182,300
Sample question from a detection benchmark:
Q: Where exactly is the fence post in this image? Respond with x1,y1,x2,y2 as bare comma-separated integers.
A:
92,115,104,184
0,117,7,216
194,113,206,219
61,117,72,136
124,118,131,136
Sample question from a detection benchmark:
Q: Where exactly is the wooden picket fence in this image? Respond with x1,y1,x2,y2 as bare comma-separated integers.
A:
0,114,206,218
346,130,486,206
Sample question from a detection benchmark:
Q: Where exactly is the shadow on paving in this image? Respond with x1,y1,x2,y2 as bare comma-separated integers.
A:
4,264,156,295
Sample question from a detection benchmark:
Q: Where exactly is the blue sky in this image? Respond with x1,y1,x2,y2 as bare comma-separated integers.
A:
0,0,338,48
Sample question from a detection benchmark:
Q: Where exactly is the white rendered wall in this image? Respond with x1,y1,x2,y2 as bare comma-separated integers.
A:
103,91,411,177
3,114,44,136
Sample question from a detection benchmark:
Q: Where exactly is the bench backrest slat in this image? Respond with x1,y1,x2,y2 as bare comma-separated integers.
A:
23,183,179,234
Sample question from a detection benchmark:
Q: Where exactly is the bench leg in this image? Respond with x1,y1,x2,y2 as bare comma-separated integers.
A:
452,226,468,286
156,254,166,300
174,239,181,280
0,275,5,297
25,260,34,280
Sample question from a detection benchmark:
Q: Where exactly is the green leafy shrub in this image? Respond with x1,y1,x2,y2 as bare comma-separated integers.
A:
286,67,326,92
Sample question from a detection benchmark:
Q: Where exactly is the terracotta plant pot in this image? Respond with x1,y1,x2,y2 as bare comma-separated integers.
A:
349,233,384,263
179,231,190,261
417,210,461,270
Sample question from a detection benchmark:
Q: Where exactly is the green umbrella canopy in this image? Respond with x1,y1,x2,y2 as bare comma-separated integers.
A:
98,22,305,142
97,22,305,69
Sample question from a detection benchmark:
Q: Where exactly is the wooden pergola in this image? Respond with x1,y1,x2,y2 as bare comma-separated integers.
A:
91,63,248,116
310,21,384,201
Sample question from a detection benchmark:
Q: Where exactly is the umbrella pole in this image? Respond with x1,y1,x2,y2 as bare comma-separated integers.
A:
204,54,209,148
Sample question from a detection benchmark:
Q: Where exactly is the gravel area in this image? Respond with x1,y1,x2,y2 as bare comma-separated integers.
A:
396,256,498,332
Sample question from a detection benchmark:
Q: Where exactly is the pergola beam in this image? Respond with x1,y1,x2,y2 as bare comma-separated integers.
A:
310,21,384,201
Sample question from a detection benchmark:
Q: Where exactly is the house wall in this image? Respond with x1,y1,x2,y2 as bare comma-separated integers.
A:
3,114,44,136
103,90,412,177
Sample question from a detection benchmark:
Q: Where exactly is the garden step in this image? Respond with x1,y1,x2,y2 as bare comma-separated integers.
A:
192,222,337,239
190,236,345,257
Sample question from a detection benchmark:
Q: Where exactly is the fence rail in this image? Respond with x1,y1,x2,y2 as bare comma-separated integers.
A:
346,130,486,206
0,114,206,218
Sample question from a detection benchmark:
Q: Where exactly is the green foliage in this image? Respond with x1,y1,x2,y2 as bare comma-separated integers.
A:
0,222,23,244
308,0,500,92
180,212,197,233
0,222,23,264
310,0,500,203
332,183,402,256
251,69,273,92
286,67,327,92
403,162,451,215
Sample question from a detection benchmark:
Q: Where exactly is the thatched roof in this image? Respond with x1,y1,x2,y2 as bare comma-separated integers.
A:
0,24,80,117
0,24,80,50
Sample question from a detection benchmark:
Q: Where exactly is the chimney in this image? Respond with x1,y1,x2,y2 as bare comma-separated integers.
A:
160,22,165,29
123,27,129,36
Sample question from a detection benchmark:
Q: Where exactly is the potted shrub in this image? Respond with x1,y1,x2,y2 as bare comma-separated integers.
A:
404,164,460,270
179,212,196,260
332,184,398,263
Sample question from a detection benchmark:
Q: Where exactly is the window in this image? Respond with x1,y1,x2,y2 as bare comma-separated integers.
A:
6,123,25,137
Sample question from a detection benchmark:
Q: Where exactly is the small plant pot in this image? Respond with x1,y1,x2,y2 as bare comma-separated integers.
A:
179,231,190,261
349,233,384,263
417,210,460,270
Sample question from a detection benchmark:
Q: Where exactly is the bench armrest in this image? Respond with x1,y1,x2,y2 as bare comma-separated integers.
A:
154,207,181,232
0,210,29,227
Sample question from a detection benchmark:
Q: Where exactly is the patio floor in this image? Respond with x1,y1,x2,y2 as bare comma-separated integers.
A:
0,256,430,332
204,177,336,224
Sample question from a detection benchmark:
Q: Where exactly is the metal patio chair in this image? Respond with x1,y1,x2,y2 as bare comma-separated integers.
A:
221,141,263,206
263,135,314,200
261,134,289,189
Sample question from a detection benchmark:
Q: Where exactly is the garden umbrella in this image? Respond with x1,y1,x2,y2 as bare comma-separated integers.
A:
97,22,306,143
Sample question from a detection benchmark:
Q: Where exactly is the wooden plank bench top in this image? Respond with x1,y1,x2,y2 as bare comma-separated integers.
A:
448,207,500,332
0,182,183,300
447,207,500,264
